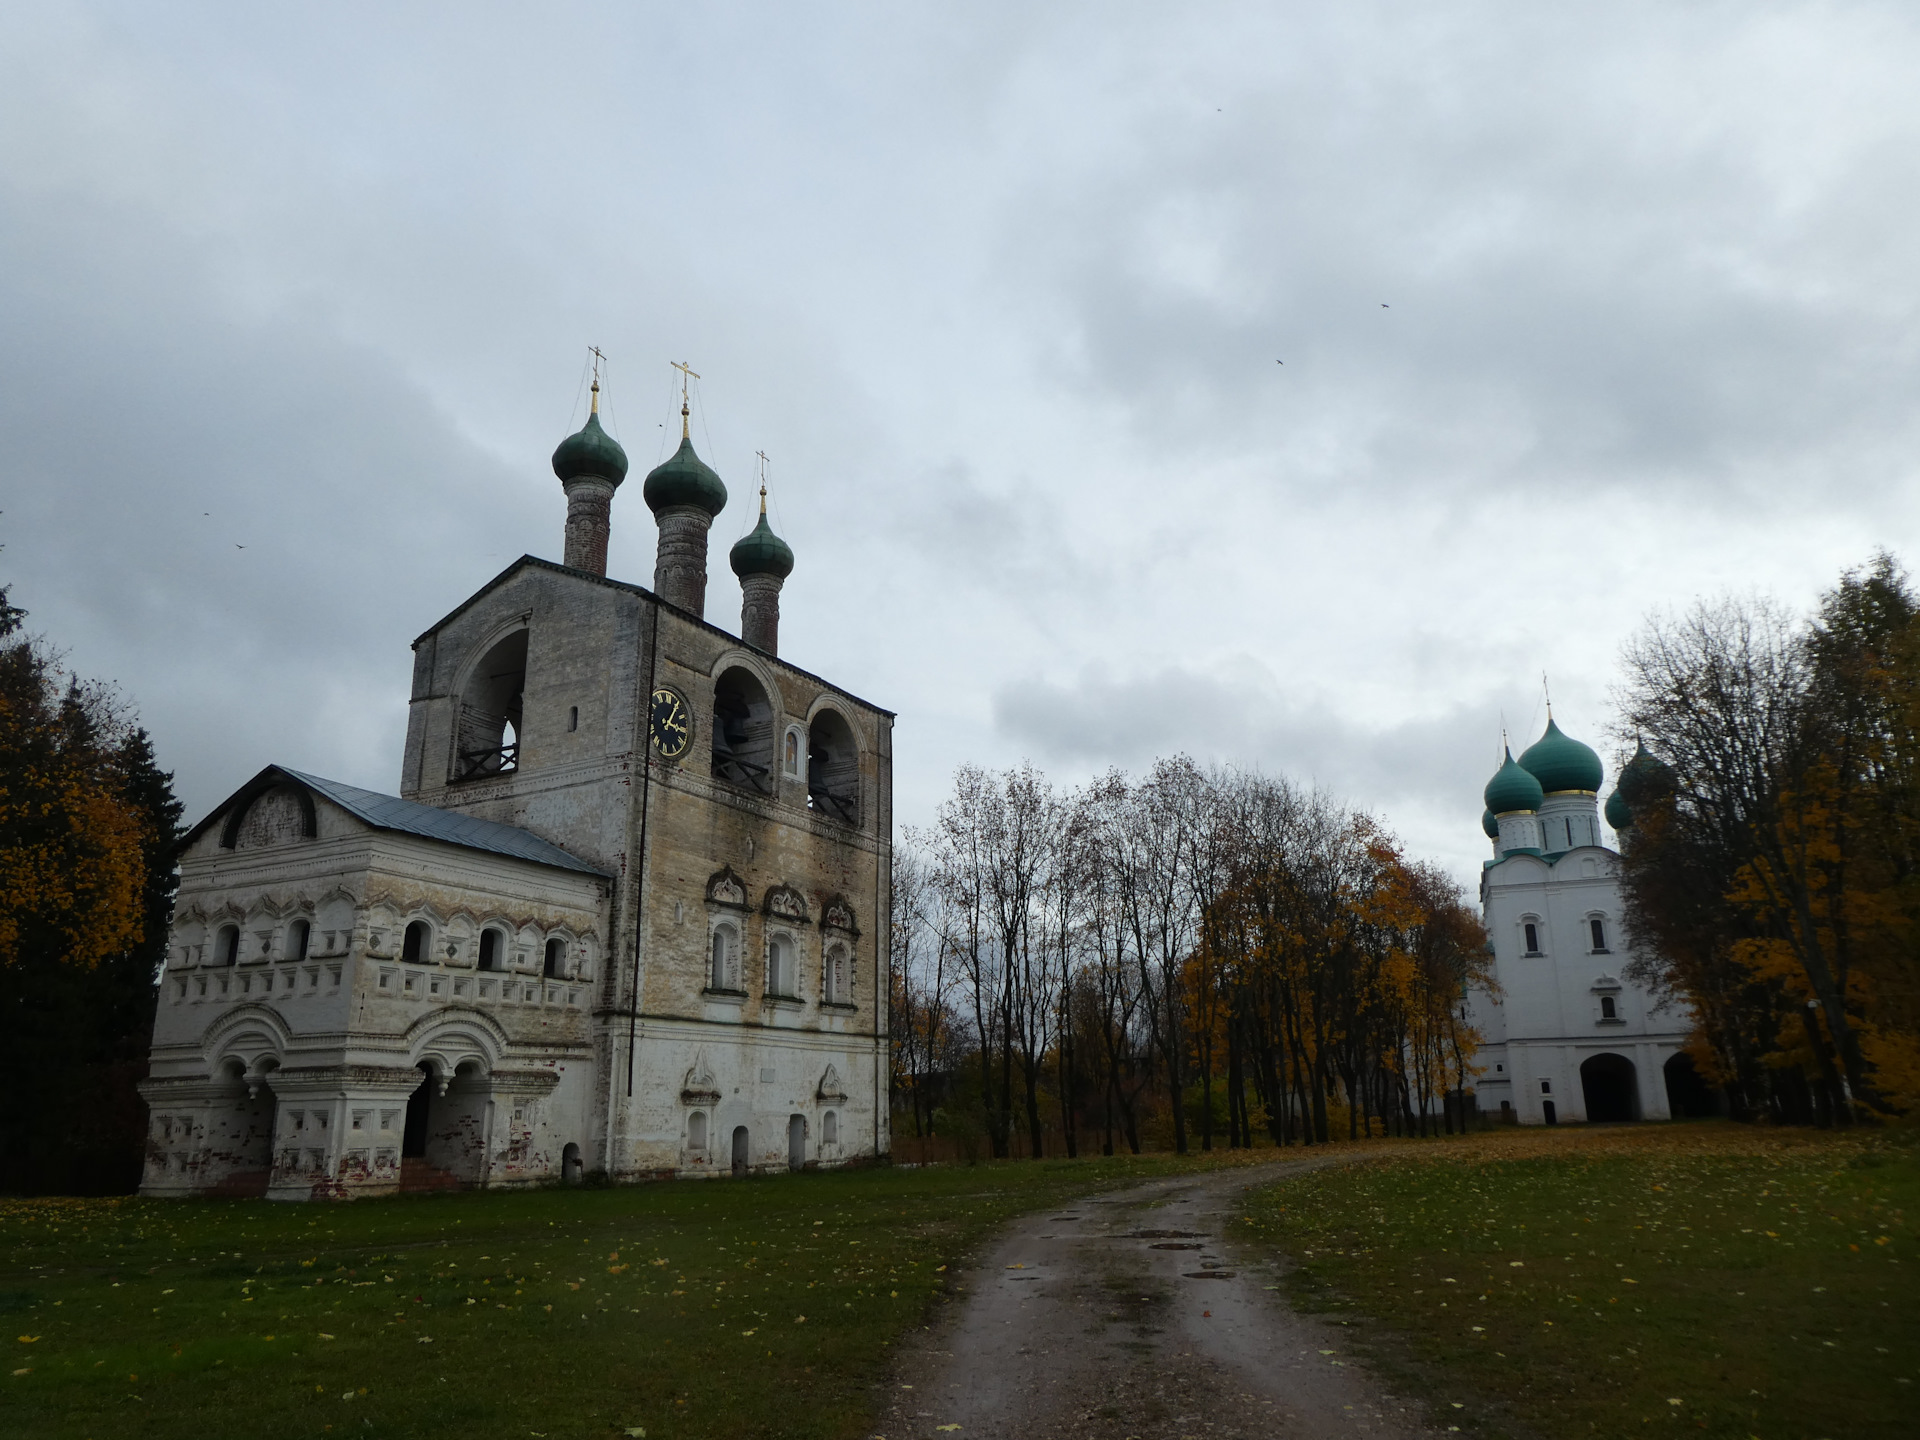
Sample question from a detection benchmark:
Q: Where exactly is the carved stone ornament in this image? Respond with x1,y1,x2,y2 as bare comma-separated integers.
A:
682,1049,721,1104
705,867,749,910
764,885,809,924
816,1063,848,1104
823,898,857,934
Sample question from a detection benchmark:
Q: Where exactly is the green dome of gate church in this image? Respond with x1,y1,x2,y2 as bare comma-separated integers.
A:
1484,748,1545,816
1518,717,1604,794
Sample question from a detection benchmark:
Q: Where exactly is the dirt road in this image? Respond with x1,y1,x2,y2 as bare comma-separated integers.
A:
876,1159,1437,1440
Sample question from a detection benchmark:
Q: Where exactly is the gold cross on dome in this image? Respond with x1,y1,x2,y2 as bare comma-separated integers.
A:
670,360,700,438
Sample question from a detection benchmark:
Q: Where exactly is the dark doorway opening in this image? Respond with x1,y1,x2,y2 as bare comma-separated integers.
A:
1542,1100,1557,1125
402,1064,433,1158
1664,1052,1719,1118
1580,1053,1640,1122
561,1142,583,1184
788,1114,807,1171
731,1125,749,1177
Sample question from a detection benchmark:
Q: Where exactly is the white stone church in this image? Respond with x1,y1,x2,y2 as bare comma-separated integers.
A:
138,377,893,1199
1464,716,1705,1125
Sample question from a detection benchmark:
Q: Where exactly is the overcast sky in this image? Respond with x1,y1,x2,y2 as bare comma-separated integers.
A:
5,2,1919,889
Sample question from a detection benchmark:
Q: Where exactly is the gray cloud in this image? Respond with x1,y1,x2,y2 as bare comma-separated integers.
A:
4,2,1918,896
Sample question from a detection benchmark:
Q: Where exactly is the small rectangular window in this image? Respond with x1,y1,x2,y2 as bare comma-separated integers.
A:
568,705,579,732
1540,1079,1552,1095
1590,917,1607,951
1601,995,1617,1019
1523,922,1540,954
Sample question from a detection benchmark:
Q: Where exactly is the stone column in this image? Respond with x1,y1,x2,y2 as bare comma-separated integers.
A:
653,505,715,615
740,572,785,655
563,477,616,576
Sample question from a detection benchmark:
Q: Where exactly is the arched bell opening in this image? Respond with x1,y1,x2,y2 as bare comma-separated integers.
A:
807,708,860,824
711,667,775,793
1579,1052,1640,1123
455,630,528,781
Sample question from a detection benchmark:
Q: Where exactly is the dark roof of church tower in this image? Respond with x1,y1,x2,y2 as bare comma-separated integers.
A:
644,433,728,517
729,496,794,579
551,409,629,486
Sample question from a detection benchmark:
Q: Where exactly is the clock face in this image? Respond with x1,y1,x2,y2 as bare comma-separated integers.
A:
650,688,691,759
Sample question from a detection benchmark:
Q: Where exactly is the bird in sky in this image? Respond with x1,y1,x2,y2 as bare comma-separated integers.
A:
1381,302,1390,308
1276,359,1283,365
235,544,246,549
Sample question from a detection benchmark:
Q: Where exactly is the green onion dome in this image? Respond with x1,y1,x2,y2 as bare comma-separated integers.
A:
1484,747,1545,816
1482,808,1500,839
1518,716,1604,794
729,501,794,580
551,408,629,486
1607,739,1675,830
643,432,728,517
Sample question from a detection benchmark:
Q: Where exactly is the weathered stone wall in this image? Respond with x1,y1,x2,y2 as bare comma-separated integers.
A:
401,558,893,1179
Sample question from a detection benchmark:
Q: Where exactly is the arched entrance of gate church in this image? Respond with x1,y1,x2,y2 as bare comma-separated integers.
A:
1664,1052,1719,1118
1580,1053,1640,1123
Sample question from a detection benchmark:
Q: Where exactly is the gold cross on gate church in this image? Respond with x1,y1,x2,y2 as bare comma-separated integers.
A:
137,363,894,1199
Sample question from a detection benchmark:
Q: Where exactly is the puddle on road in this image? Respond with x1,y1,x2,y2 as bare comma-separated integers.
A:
1147,1242,1202,1250
1182,1270,1237,1280
1125,1229,1207,1240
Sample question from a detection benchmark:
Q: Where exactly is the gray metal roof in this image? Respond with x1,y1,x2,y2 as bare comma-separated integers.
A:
280,768,611,877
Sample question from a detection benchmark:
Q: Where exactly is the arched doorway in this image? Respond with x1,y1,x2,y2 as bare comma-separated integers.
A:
561,1143,583,1185
788,1114,807,1171
402,1063,435,1159
1664,1052,1719,1119
731,1125,750,1176
1580,1053,1640,1123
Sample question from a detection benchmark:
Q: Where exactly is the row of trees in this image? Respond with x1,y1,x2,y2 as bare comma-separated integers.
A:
0,586,182,1193
889,758,1489,1157
1615,554,1920,1125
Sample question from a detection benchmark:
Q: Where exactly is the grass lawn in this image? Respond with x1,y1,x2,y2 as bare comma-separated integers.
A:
0,1154,1207,1440
1238,1123,1918,1440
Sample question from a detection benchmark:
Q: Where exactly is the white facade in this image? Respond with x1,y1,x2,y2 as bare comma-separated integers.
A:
1467,735,1692,1125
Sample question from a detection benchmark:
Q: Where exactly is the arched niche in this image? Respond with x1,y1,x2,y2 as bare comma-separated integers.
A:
220,779,316,850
